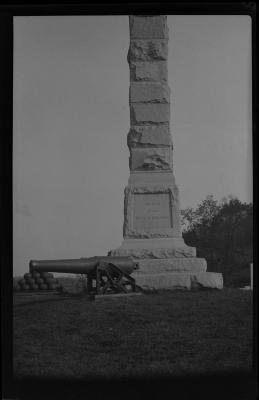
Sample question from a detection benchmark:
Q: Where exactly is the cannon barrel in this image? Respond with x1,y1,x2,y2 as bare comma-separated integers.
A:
29,256,138,275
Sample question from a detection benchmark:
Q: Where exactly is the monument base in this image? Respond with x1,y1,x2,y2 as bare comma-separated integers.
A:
132,270,223,290
130,257,223,290
109,238,196,258
109,239,224,290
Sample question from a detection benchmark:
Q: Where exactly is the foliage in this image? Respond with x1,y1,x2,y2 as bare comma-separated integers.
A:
181,195,253,286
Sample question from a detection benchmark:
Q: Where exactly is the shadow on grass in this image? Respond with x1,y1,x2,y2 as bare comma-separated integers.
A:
13,289,155,308
13,292,91,308
9,370,257,400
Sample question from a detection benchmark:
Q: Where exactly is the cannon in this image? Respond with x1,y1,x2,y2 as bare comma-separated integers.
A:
29,256,140,295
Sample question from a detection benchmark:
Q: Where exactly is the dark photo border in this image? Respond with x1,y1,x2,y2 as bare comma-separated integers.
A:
1,3,257,399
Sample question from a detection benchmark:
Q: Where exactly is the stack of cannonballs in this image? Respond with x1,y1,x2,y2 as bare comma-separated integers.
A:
14,270,63,292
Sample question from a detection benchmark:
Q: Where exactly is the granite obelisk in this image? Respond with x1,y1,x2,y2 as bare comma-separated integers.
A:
110,16,223,290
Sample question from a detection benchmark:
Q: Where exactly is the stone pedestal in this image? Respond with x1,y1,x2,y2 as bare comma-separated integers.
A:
109,15,223,290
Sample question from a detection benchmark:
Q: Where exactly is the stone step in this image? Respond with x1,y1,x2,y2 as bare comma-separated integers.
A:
136,257,207,273
132,271,223,290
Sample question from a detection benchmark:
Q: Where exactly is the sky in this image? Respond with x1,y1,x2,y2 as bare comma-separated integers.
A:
13,15,252,276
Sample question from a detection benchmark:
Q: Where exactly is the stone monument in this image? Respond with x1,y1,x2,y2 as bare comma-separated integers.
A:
109,15,223,290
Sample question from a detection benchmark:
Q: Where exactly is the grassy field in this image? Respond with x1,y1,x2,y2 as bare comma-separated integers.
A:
13,284,253,380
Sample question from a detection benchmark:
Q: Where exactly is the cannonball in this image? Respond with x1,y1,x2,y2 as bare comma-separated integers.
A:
30,283,39,290
31,271,41,279
47,283,56,290
26,278,35,285
53,282,59,288
39,283,48,290
42,272,53,277
13,284,21,291
20,284,30,291
24,273,32,280
40,272,50,279
35,278,44,284
45,277,55,284
18,278,26,285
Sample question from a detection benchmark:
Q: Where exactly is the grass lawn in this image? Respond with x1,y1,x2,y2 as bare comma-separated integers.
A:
13,287,252,380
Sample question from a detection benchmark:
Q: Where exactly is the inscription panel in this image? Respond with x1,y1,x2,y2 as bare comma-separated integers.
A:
133,193,172,231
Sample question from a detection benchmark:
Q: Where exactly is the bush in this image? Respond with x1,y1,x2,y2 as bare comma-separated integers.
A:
224,265,251,287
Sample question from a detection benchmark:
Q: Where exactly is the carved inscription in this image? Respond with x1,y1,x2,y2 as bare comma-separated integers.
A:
133,193,172,231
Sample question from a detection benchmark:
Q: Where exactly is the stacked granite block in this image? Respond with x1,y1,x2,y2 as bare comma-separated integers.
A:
127,15,173,172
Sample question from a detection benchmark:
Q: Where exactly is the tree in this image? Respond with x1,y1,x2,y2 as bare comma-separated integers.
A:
181,195,253,286
181,195,218,232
